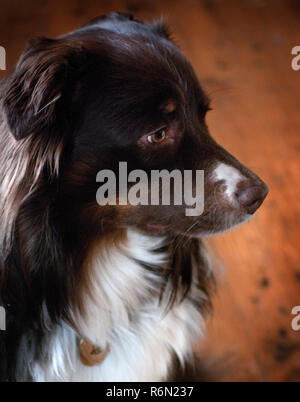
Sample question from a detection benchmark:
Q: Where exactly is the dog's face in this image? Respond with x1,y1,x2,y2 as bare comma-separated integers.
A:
2,12,268,238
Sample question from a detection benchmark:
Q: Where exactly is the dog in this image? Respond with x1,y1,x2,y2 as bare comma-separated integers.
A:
0,12,268,382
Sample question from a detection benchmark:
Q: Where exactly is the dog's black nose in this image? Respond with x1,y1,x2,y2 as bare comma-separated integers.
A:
236,183,268,214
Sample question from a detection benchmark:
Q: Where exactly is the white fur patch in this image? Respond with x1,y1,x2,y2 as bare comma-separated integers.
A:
31,230,207,382
213,163,244,200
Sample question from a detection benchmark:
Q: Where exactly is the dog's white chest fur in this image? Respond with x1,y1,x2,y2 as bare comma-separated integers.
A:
31,231,206,382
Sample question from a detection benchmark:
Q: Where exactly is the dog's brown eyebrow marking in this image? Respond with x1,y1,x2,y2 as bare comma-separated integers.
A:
163,99,177,114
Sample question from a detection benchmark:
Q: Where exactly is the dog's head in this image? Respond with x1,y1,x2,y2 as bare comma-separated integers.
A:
2,12,268,239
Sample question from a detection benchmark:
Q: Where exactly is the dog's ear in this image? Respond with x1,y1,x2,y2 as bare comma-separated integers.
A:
3,37,77,140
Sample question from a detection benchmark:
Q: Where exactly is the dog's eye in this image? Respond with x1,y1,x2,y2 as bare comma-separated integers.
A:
138,126,177,149
147,129,167,144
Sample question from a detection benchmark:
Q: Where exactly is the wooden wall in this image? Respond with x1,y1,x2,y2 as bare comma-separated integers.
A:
0,0,300,381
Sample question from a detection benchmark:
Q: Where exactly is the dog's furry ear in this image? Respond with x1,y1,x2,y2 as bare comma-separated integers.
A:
3,37,76,140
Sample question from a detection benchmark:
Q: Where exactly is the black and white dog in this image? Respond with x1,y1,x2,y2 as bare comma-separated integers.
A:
0,13,268,381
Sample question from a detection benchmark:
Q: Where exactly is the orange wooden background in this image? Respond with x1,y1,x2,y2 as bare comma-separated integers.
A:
1,0,300,381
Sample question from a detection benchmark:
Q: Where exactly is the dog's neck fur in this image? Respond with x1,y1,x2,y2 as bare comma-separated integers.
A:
30,230,211,382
